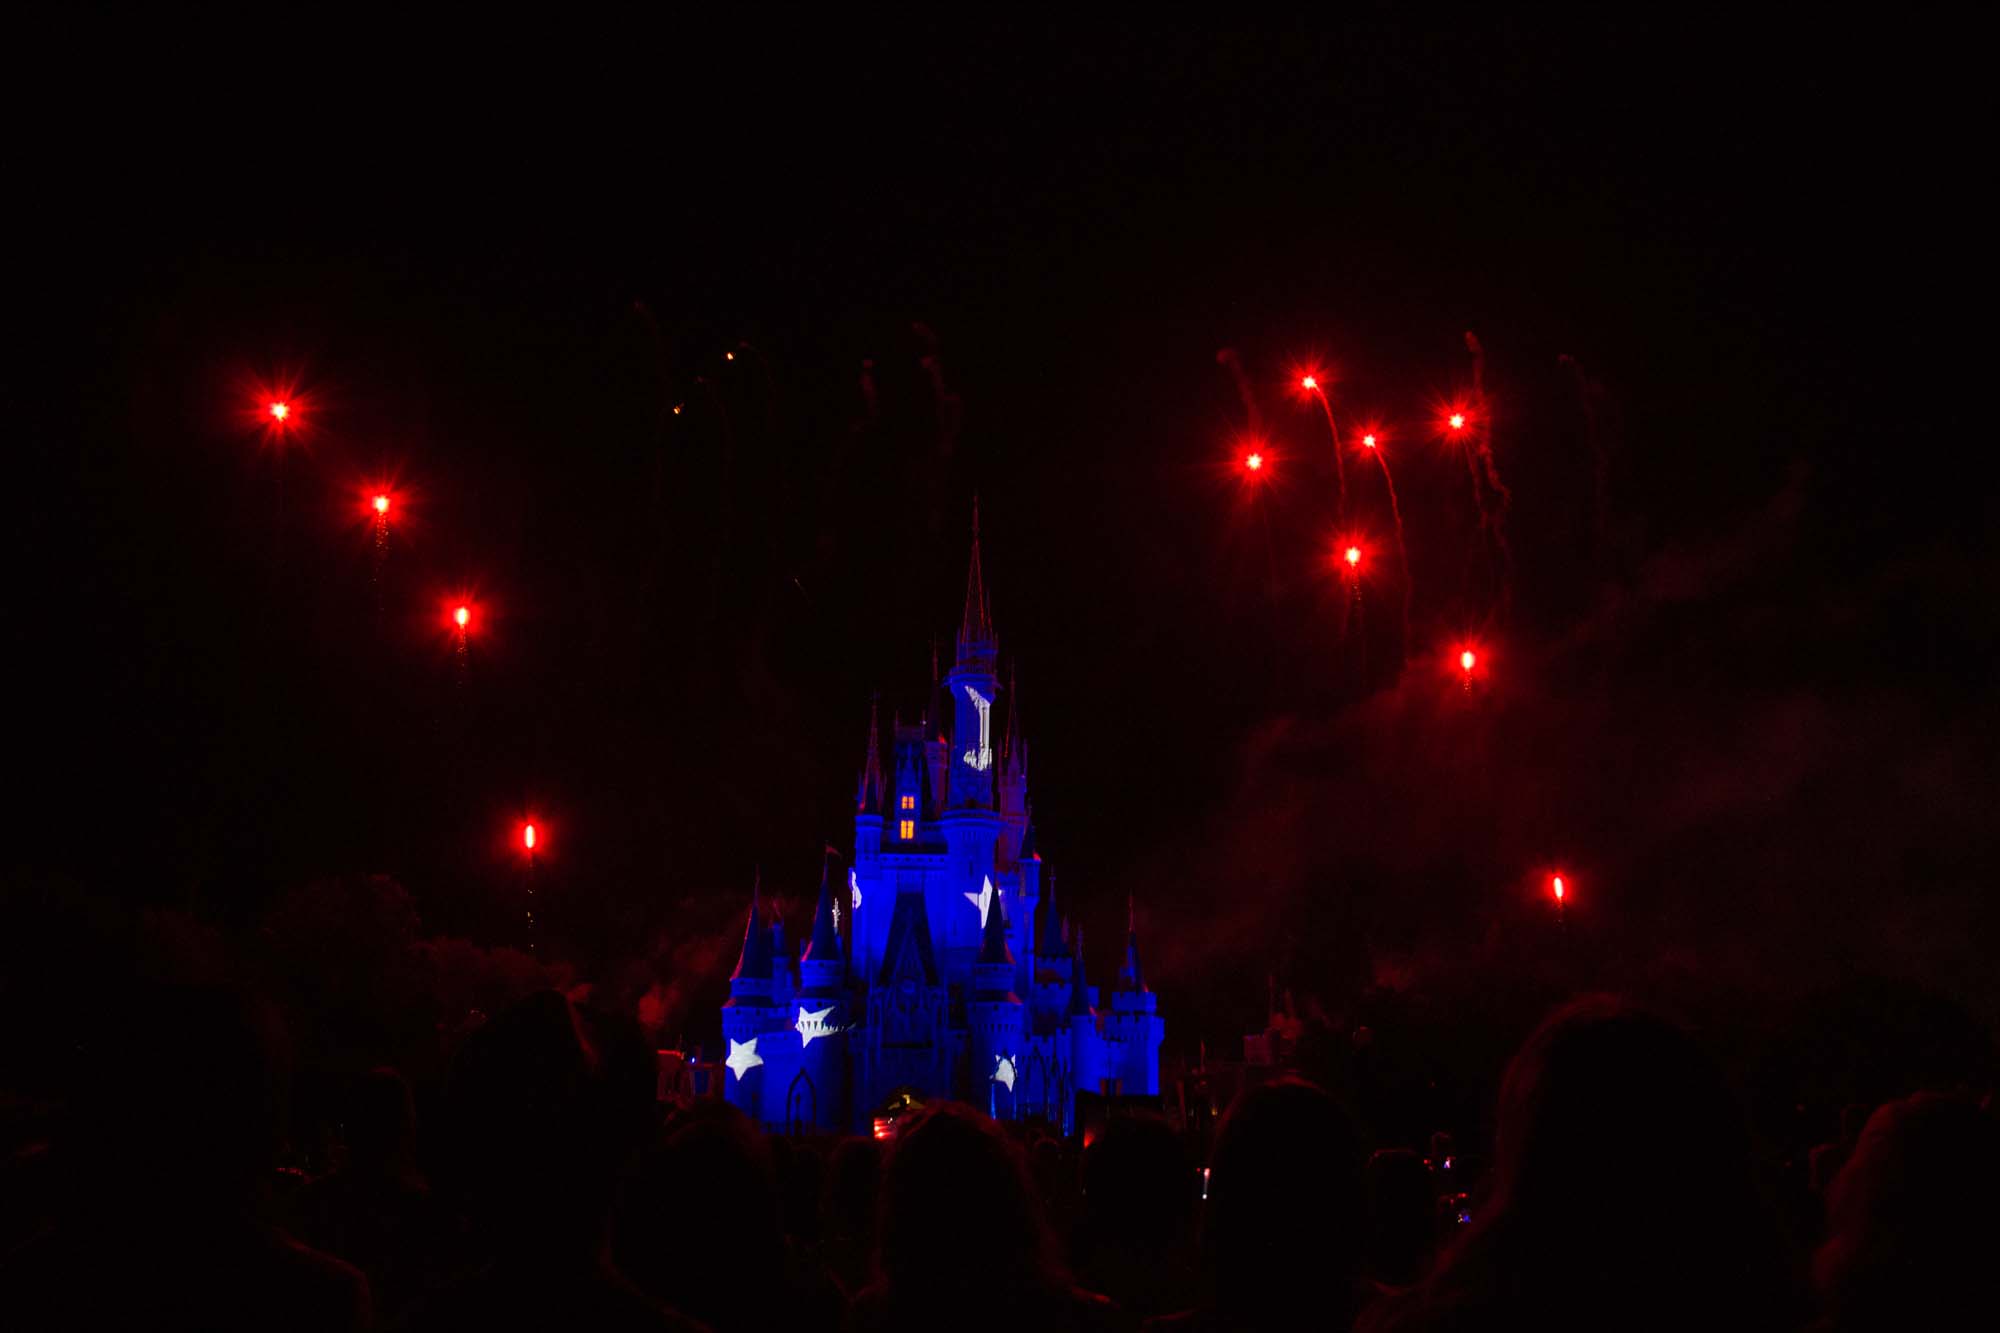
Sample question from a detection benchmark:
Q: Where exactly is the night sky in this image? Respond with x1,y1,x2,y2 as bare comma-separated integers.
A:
11,20,1993,1053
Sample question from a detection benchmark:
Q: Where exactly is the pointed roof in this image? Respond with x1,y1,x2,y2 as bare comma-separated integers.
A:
857,697,884,814
879,888,940,987
957,499,995,654
1068,926,1093,1016
804,854,840,962
1037,874,1064,958
978,886,1013,966
1118,893,1147,993
1018,824,1038,861
729,876,773,982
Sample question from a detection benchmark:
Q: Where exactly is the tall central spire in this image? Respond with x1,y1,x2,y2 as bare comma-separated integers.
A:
958,497,994,658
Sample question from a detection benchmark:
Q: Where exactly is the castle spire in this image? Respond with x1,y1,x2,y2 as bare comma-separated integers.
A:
857,696,884,813
804,851,840,962
977,885,1013,965
1119,892,1147,993
729,873,772,982
1068,925,1093,1016
1038,872,1064,957
957,498,994,655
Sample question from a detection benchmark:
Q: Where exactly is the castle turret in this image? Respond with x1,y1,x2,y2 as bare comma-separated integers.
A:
1104,895,1165,1096
722,878,775,1117
1067,925,1101,1107
793,855,849,1131
940,505,1006,965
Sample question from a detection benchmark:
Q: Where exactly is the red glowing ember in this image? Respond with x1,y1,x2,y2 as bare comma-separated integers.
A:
1362,433,1377,448
523,823,538,852
1300,374,1318,390
1244,451,1264,472
268,401,291,423
1460,649,1476,673
1344,545,1362,568
1448,413,1466,431
1552,874,1566,902
453,605,470,629
372,493,391,516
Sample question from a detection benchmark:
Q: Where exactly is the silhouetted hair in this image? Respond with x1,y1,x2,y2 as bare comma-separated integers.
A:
1364,995,1797,1332
877,1101,1057,1292
1815,1092,2000,1329
1203,1076,1364,1325
1364,1148,1437,1288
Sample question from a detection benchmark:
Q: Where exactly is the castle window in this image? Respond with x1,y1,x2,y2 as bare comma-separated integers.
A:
899,819,914,840
900,794,915,811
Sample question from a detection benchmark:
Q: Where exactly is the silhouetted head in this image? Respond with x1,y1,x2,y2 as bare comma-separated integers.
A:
877,1102,1055,1294
822,1134,882,1239
1490,996,1744,1237
1364,1148,1437,1288
344,1066,416,1175
1080,1112,1191,1245
612,1100,779,1329
1815,1092,2000,1329
446,989,605,1244
1204,1076,1363,1322
1378,996,1795,1330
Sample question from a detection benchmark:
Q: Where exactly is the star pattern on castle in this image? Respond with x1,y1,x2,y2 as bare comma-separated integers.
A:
720,507,1165,1134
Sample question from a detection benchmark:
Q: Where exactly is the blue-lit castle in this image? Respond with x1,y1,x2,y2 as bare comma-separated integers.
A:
720,512,1164,1134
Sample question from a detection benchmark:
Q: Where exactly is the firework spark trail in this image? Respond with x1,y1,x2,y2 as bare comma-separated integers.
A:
1309,384,1348,530
1216,348,1264,438
1366,441,1414,665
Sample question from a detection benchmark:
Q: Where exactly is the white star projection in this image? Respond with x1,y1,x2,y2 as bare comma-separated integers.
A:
849,869,863,913
725,1037,764,1081
965,875,994,928
796,1005,838,1047
993,1055,1016,1090
962,684,992,772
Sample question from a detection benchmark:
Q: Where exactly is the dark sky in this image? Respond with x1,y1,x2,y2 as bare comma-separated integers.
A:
11,19,1993,1048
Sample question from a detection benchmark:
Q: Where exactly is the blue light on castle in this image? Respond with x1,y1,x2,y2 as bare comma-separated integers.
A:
720,509,1164,1134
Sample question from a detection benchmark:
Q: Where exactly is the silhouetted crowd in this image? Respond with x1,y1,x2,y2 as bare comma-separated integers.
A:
4,989,1995,1331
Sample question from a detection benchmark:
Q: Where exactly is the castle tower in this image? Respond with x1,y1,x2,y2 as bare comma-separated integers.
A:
939,503,1006,965
721,878,775,1118
792,856,850,1131
1104,895,1166,1096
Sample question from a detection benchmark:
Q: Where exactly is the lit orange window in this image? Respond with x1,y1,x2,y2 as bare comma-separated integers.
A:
899,819,914,840
900,795,915,811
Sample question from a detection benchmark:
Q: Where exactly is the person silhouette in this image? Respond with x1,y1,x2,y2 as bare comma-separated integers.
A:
399,989,701,1331
1148,1075,1367,1332
293,1066,463,1324
6,983,371,1331
610,1099,841,1333
850,1101,1120,1333
1071,1112,1196,1319
1814,1091,2000,1330
1360,995,1801,1333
